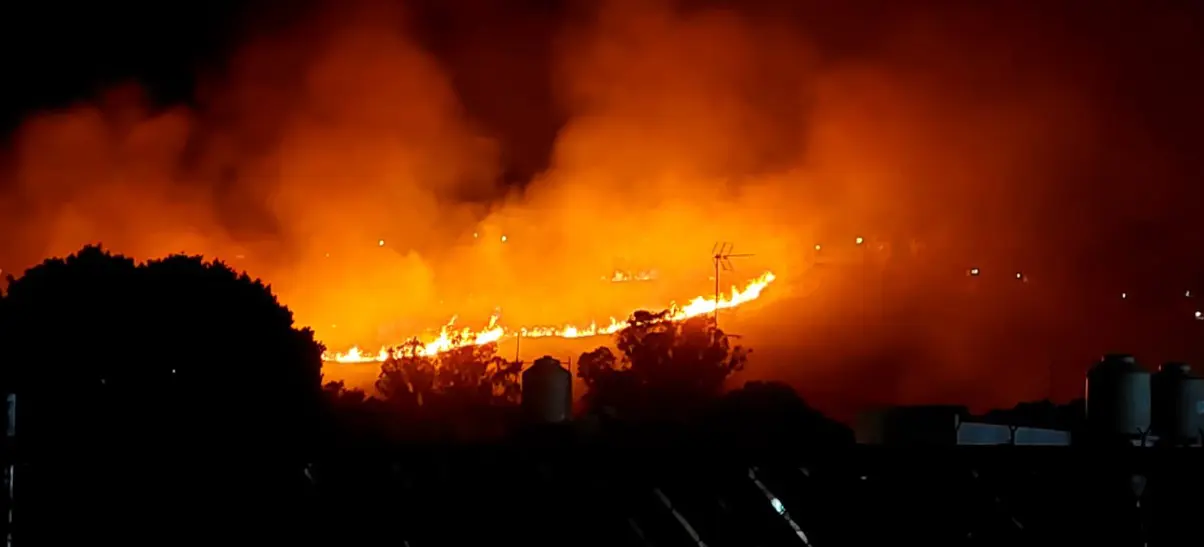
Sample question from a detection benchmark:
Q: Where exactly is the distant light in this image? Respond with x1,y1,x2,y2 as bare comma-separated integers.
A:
500,235,508,243
855,237,864,245
324,253,330,258
770,497,785,515
1016,272,1023,279
1188,290,1193,298
472,232,479,239
1196,311,1202,320
969,268,980,276
171,369,176,374
1122,292,1127,299
814,244,822,251
378,239,385,247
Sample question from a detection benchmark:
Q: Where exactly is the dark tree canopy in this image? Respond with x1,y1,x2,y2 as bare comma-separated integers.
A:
371,334,521,440
0,245,323,456
577,311,749,418
0,245,326,545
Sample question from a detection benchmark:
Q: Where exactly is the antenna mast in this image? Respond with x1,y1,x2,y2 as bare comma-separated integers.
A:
711,242,754,329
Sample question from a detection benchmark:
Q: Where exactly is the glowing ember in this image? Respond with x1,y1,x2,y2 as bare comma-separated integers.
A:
324,271,777,363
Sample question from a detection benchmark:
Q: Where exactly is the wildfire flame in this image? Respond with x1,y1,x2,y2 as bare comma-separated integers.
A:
606,269,658,282
324,271,777,363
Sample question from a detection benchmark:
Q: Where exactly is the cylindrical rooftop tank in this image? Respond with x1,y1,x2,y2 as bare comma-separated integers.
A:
1151,362,1204,444
521,356,572,423
1085,354,1152,439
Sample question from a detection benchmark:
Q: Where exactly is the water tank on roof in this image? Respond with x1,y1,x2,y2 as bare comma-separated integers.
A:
522,356,572,423
1151,362,1204,444
1085,354,1152,439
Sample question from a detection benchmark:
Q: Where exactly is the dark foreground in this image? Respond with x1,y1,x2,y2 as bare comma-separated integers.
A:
12,428,1204,547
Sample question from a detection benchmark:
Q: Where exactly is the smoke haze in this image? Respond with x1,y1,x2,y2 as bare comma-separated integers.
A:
3,0,1203,416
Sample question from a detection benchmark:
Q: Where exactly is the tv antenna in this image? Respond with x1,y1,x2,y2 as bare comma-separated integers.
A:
711,242,754,328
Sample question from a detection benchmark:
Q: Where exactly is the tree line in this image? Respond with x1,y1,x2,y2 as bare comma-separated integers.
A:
323,308,758,439
0,245,849,544
0,245,851,445
0,246,852,440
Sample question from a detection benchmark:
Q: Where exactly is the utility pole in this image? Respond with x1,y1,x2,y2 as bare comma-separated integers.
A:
711,242,754,330
514,332,521,365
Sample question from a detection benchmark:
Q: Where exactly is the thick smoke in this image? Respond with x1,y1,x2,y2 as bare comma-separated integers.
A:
1,0,503,347
3,0,1203,415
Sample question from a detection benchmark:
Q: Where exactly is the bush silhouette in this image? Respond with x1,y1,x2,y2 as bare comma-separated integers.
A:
374,336,521,440
0,245,324,545
577,311,749,418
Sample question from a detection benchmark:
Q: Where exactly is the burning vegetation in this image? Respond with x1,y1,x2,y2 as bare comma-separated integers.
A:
326,271,775,363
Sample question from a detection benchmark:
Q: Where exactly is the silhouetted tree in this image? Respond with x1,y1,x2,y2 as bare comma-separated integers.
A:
0,245,324,546
377,340,438,410
374,334,521,439
577,311,749,418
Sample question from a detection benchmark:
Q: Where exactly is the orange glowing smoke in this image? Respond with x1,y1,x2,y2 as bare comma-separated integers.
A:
7,0,1185,412
325,270,776,363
